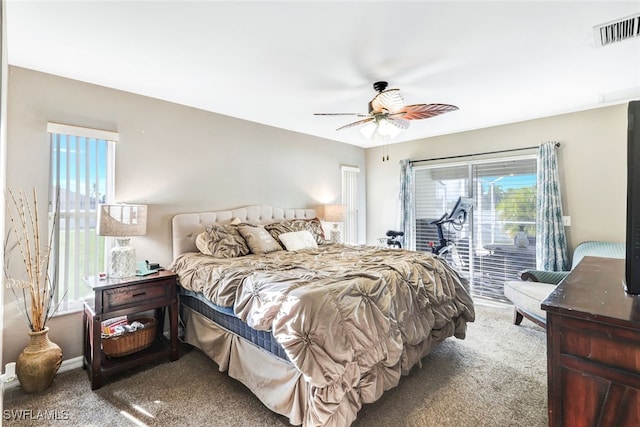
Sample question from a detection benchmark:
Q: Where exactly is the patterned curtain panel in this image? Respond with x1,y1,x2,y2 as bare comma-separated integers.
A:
536,142,570,271
399,159,415,250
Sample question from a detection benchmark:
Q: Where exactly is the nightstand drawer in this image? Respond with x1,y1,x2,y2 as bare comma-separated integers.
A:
102,280,172,311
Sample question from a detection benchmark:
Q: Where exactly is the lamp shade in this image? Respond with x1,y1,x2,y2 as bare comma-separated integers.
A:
378,118,403,139
324,204,345,222
360,118,404,139
360,121,378,139
97,204,147,237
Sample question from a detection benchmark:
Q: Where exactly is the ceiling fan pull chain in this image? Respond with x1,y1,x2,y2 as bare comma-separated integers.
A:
381,140,390,162
386,137,390,162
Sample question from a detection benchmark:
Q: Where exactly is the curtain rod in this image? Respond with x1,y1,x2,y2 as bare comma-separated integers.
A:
409,142,560,164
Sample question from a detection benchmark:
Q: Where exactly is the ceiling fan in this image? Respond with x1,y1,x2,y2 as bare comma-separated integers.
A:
314,81,458,139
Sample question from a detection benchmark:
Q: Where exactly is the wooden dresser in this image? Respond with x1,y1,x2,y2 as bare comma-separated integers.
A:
541,256,640,426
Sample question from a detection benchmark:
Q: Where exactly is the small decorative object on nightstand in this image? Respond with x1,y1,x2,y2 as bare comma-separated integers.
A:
324,204,345,244
82,270,179,390
97,204,147,278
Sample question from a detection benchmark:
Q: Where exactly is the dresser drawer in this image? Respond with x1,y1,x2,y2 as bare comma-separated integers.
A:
101,279,174,312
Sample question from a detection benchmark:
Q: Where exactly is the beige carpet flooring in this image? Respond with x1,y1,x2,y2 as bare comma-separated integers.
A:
2,300,547,427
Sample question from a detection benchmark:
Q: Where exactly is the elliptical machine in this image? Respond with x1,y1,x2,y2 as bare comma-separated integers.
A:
429,197,474,265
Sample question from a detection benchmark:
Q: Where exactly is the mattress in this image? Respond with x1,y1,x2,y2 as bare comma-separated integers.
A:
178,286,289,361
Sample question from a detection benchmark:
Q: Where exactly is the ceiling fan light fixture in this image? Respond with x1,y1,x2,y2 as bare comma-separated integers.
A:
360,121,378,139
378,118,403,139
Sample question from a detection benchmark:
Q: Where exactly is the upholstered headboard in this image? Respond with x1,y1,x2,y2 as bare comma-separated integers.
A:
171,205,318,259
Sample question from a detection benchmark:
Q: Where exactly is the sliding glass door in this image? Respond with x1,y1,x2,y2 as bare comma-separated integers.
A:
414,156,537,301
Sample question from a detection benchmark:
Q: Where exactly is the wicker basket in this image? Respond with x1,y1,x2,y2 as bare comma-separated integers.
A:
102,317,156,358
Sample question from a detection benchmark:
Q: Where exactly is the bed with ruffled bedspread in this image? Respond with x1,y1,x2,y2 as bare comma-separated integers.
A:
172,243,475,426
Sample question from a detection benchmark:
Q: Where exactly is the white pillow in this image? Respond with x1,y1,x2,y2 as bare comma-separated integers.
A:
278,230,318,251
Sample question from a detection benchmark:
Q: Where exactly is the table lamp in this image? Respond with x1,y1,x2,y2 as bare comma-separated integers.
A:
324,204,345,244
97,204,147,278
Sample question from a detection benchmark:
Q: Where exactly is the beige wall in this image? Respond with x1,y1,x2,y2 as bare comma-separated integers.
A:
365,104,628,251
3,64,629,366
3,66,366,363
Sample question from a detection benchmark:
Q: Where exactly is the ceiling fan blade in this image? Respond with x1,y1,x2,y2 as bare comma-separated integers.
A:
386,117,410,130
392,103,459,120
336,117,375,131
314,113,370,117
370,89,405,113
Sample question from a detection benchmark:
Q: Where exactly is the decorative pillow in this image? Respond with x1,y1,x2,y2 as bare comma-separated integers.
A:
265,218,325,245
195,223,250,258
278,230,318,251
300,218,325,244
237,225,283,254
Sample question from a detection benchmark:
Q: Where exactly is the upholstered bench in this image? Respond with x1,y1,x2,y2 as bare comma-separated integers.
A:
504,240,625,327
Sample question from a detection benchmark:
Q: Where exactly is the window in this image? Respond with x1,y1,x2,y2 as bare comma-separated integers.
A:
48,123,116,313
341,165,360,244
414,155,537,301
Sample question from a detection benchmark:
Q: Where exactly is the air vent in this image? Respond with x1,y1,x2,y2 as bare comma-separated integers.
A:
593,13,640,47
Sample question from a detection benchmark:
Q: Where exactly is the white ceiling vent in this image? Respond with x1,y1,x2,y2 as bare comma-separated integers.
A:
594,13,640,47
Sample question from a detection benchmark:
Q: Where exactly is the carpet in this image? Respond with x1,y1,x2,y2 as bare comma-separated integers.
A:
2,300,547,426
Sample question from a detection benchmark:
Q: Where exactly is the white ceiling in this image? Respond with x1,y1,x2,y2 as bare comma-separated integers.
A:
5,1,640,148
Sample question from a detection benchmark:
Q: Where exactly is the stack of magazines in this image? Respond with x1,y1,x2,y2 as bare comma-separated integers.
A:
101,316,146,336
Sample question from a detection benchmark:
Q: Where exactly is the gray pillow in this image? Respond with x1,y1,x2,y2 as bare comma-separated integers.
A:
195,223,250,258
237,225,283,254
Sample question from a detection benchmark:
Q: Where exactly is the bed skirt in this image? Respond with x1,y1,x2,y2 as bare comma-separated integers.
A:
182,304,455,426
182,306,308,425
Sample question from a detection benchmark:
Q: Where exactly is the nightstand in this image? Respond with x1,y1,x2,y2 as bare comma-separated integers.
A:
82,270,179,390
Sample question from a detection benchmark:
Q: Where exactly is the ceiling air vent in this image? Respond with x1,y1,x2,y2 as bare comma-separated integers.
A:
593,13,640,47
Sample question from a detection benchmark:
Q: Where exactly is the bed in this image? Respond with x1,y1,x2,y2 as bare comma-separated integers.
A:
170,205,475,426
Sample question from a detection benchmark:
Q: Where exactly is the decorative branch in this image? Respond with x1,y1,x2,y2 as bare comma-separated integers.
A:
5,188,59,332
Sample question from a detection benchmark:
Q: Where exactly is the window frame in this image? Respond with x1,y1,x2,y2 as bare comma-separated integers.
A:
413,153,537,301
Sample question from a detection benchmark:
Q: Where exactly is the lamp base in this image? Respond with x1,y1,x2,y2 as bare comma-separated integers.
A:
330,223,342,244
109,238,136,278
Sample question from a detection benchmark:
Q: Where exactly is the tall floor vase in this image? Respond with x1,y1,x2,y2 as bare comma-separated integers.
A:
16,327,63,393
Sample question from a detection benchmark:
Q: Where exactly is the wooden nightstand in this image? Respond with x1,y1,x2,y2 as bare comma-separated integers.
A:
82,270,179,390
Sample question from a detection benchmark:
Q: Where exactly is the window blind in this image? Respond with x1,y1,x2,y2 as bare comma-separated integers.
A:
341,166,359,244
49,124,116,312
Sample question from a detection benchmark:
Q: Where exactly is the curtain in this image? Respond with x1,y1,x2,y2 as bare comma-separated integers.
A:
536,142,570,271
399,159,415,250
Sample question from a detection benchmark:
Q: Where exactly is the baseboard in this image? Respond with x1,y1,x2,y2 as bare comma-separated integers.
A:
2,356,83,391
59,355,84,373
